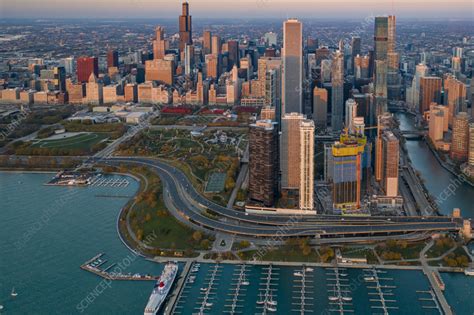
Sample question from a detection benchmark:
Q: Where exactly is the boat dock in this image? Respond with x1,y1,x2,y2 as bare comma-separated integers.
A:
326,267,354,314
80,253,158,281
88,175,129,188
363,268,399,313
417,290,443,314
292,265,315,314
256,264,280,314
195,263,222,314
224,264,250,314
423,267,453,315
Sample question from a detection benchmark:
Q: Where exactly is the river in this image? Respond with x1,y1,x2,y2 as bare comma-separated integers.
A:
396,112,474,219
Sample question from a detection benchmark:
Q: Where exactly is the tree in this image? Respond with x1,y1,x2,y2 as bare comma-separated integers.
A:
192,231,202,242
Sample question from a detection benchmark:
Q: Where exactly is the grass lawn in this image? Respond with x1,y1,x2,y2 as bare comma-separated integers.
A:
116,165,213,254
376,241,426,260
31,132,109,150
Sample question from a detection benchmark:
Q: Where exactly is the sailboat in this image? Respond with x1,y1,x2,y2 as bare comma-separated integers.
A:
11,288,18,297
256,292,265,305
241,274,249,286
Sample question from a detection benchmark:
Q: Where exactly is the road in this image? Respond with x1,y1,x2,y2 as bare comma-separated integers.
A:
101,156,463,239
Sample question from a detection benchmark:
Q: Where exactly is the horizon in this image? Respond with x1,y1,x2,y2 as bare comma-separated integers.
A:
1,0,473,19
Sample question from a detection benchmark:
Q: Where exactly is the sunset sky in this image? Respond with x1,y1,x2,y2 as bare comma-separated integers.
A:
1,0,473,19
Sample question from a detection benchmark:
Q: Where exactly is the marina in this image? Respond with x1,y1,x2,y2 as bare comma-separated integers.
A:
44,171,130,187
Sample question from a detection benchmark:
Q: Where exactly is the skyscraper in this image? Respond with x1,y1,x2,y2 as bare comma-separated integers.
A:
374,17,388,61
203,30,212,55
76,56,98,83
374,60,388,116
351,37,361,74
345,98,357,132
53,66,66,92
227,40,239,70
299,120,315,211
280,113,305,201
107,50,119,68
330,134,366,211
444,75,467,126
420,77,442,114
469,123,474,168
153,26,167,60
178,1,192,52
282,19,303,114
451,112,470,161
381,131,399,197
184,44,194,75
374,16,388,114
145,59,175,85
331,51,344,131
248,120,279,207
313,87,328,129
211,35,221,55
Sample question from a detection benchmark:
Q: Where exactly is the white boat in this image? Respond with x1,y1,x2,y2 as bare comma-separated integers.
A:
305,267,314,272
0,305,3,311
200,288,208,292
293,271,303,277
342,296,352,301
11,287,18,297
205,302,213,307
464,268,474,276
266,305,277,312
328,296,339,301
144,262,178,315
364,276,375,281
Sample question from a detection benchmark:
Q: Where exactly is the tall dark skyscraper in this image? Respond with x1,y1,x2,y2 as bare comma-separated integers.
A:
374,16,389,115
179,1,192,52
248,120,279,207
227,40,239,70
351,37,361,74
76,56,98,83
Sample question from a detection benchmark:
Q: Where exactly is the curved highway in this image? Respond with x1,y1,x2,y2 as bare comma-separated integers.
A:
102,156,462,238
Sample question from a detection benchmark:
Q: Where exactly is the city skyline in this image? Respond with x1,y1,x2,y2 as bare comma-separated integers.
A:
1,0,473,19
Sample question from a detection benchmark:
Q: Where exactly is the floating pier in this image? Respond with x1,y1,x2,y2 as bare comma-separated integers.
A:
363,268,399,313
224,264,250,314
292,265,315,314
326,267,354,314
256,264,280,314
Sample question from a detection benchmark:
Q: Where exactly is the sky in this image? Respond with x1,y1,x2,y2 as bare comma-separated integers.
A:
1,0,473,19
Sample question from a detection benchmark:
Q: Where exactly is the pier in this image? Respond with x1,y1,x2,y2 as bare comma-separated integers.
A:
80,253,158,281
88,175,129,187
224,264,250,314
326,267,354,314
195,263,222,314
164,260,193,315
292,265,315,314
363,268,399,313
256,264,280,314
417,290,443,314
